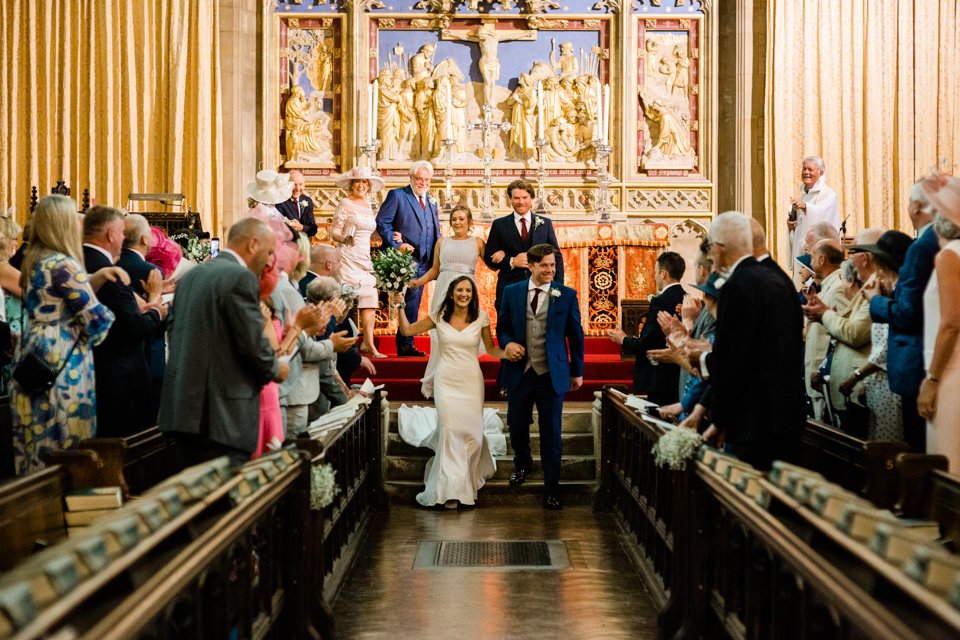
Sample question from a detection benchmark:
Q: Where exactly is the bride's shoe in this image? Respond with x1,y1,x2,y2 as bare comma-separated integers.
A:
444,500,459,510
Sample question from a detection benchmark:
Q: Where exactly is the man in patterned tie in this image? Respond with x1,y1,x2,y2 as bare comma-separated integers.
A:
276,170,318,238
376,160,440,356
483,179,564,313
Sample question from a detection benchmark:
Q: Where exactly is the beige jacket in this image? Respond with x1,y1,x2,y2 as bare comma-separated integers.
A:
804,269,849,398
822,273,875,409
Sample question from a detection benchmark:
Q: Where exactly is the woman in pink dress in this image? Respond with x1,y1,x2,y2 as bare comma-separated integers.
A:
330,166,387,358
253,256,285,459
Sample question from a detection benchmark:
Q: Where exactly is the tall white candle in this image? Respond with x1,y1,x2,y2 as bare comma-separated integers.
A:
602,84,611,144
370,80,379,141
445,85,453,140
536,80,544,140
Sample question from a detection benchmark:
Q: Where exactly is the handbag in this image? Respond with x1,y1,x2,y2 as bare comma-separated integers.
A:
12,307,81,395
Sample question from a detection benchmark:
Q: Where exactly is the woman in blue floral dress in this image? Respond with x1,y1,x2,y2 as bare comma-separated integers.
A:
12,196,115,475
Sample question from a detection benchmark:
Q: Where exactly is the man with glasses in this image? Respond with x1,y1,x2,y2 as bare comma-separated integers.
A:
376,160,440,357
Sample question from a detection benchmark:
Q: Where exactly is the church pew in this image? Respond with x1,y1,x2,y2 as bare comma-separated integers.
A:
0,450,317,639
77,427,183,498
0,449,112,571
894,453,960,550
798,419,909,508
597,388,960,639
294,390,388,630
0,395,14,481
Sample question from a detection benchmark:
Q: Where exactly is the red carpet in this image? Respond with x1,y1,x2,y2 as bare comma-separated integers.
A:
366,336,633,402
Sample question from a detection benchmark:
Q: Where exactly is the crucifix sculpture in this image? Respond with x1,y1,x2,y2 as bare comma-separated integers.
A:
466,103,512,220
442,21,537,108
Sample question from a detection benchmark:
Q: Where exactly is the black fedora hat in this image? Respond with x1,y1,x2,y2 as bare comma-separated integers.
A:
848,230,913,271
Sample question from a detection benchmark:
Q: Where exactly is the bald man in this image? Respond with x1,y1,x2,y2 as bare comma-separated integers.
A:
300,243,341,298
276,170,318,237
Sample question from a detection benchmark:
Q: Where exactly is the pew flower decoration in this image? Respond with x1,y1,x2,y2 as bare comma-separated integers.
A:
651,427,703,471
310,463,340,510
372,246,417,293
170,233,211,263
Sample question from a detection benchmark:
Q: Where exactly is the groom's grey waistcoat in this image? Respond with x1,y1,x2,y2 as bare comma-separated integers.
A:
525,291,549,375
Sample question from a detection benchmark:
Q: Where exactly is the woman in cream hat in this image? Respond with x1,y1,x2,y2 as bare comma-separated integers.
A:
330,166,386,358
247,170,295,217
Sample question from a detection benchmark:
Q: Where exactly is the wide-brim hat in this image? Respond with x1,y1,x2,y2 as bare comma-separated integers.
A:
923,174,960,227
334,166,386,194
848,230,913,271
246,170,294,205
693,272,723,299
795,254,813,270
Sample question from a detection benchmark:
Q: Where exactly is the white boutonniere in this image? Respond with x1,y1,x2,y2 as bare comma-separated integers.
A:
533,216,545,229
647,294,655,302
714,277,727,290
549,288,561,300
428,195,438,207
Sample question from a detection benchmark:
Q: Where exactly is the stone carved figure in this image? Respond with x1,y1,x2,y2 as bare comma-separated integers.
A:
544,117,579,162
645,99,694,159
414,78,437,159
398,73,418,153
449,68,469,153
284,85,332,163
507,73,537,161
410,44,435,81
442,22,537,107
309,39,333,94
377,69,402,160
551,40,579,78
671,45,690,96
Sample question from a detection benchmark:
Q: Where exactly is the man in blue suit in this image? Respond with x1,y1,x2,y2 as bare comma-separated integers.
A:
376,160,440,356
483,179,563,312
865,183,940,451
497,244,585,510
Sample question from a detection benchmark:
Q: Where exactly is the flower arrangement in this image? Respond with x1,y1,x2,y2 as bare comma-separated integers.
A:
170,232,211,263
651,427,704,471
310,463,340,510
372,246,417,293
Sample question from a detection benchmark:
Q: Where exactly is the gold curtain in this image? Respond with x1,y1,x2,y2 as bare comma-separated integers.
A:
0,0,222,232
765,0,960,257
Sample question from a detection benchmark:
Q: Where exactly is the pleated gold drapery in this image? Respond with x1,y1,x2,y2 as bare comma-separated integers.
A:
0,0,222,232
765,0,960,258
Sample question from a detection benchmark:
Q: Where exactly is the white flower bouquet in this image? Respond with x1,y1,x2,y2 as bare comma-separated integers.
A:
651,427,704,471
170,232,211,263
372,246,417,293
310,463,340,510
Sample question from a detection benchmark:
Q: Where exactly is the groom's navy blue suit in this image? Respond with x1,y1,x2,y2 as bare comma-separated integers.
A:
376,184,440,350
497,279,585,496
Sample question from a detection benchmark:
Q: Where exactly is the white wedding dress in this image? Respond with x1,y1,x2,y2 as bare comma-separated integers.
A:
421,236,479,398
398,310,504,506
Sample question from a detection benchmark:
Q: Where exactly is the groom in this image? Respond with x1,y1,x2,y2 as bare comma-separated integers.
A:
496,243,585,510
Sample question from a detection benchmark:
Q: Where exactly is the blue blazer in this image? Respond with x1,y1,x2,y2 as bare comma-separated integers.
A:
495,280,585,396
869,225,940,396
375,185,440,266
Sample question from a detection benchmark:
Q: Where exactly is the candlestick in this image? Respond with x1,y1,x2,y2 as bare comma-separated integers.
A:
536,80,545,140
602,84,611,145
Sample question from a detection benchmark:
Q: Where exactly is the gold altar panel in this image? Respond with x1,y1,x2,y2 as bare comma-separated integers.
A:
622,246,659,300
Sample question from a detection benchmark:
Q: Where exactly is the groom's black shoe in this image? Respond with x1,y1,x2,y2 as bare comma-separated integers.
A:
397,345,426,357
543,495,562,510
509,468,528,487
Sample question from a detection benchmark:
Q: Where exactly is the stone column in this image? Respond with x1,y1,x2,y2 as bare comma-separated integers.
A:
717,0,766,219
218,0,260,236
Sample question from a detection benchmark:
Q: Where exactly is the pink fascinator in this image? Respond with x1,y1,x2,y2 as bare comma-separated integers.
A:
244,204,299,274
146,226,183,277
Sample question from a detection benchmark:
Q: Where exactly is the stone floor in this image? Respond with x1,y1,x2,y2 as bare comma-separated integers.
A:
333,504,659,639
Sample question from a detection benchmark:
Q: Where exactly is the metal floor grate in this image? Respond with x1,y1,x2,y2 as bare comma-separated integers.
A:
415,540,571,570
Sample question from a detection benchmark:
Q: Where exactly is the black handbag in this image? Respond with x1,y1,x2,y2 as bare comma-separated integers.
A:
13,337,80,395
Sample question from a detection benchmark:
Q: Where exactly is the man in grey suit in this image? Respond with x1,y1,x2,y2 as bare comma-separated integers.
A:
159,218,291,467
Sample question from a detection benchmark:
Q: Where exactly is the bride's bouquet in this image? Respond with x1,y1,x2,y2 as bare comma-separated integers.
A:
372,247,417,316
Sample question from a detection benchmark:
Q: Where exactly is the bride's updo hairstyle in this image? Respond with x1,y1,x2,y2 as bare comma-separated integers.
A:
440,275,479,324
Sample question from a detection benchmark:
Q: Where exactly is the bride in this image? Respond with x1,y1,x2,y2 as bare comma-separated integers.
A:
396,276,506,509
